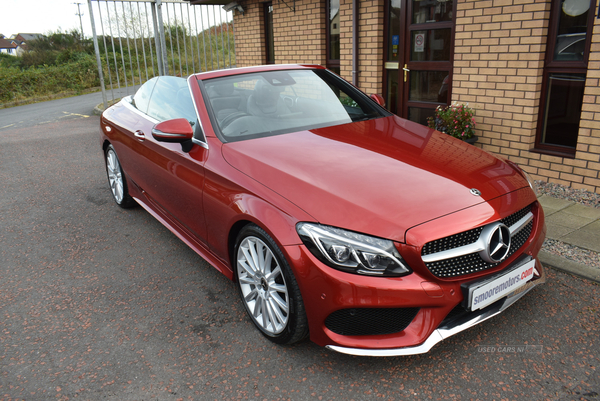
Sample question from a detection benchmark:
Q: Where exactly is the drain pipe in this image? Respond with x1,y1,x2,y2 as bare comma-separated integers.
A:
352,0,358,86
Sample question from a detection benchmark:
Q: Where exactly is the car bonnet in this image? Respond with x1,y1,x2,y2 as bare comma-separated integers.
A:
221,115,530,243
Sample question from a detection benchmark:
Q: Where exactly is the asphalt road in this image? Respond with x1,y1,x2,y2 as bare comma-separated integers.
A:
0,98,599,400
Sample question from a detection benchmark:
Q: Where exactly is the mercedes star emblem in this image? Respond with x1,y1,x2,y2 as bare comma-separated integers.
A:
479,223,511,263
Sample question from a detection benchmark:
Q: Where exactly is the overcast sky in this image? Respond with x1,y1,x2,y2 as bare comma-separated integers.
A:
2,0,93,38
2,0,231,40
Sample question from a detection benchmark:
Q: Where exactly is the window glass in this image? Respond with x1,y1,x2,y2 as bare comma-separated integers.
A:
410,29,451,61
201,69,389,142
412,0,453,24
329,0,340,60
540,73,585,148
536,0,592,153
409,70,449,102
387,0,401,62
132,77,158,114
147,76,196,123
553,0,590,61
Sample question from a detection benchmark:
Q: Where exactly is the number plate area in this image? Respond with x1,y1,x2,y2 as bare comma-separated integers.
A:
466,258,536,311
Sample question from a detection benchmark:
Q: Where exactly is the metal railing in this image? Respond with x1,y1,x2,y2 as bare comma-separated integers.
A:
87,0,235,108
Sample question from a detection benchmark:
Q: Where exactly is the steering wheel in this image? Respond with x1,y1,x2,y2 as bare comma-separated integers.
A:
220,111,250,129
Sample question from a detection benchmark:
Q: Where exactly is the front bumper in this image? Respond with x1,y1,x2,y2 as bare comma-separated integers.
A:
283,196,546,356
327,259,545,356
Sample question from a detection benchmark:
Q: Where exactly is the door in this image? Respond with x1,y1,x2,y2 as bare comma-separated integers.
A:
385,0,455,125
124,76,210,243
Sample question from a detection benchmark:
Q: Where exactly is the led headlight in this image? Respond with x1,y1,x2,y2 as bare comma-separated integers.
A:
296,223,411,277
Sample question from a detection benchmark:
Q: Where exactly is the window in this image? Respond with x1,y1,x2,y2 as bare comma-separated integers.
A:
132,77,158,114
201,69,389,142
326,0,340,75
146,77,196,123
264,2,274,64
535,0,595,156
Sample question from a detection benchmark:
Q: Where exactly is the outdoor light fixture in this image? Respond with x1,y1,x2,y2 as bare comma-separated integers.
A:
223,1,244,14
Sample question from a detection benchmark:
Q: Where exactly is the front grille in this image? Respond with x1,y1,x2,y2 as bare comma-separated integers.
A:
422,226,483,256
422,205,534,278
325,308,419,336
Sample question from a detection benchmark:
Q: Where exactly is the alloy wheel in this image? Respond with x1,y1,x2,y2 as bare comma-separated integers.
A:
237,236,290,335
106,148,124,204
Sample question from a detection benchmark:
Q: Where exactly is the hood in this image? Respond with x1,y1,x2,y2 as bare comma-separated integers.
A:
222,115,529,242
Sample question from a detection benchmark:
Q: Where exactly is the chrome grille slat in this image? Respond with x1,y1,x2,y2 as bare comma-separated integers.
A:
422,205,534,278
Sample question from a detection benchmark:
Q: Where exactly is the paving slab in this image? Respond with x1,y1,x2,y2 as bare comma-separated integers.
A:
561,220,600,253
545,212,595,230
562,203,600,220
546,224,577,240
538,195,574,216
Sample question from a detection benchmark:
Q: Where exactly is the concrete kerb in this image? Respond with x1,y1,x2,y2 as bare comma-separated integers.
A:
93,103,104,116
539,250,600,284
94,98,121,116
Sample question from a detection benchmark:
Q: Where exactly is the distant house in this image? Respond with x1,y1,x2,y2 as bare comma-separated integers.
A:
0,35,18,56
8,33,45,56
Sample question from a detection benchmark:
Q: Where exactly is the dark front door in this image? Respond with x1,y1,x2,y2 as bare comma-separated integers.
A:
385,0,456,125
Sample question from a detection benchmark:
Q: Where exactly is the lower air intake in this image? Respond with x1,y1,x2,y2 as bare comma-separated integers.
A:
325,307,419,336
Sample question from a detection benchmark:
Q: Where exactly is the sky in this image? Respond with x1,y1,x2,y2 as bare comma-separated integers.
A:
1,0,93,38
2,0,232,41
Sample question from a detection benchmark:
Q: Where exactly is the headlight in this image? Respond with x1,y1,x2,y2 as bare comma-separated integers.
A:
296,223,411,277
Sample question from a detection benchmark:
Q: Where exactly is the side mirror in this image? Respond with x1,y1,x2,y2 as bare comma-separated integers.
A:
370,94,386,108
152,118,194,143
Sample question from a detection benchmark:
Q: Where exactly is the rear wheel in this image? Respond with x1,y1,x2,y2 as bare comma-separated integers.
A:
235,225,308,344
105,144,135,208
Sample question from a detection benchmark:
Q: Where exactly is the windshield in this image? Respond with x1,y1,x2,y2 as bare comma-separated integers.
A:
201,69,389,142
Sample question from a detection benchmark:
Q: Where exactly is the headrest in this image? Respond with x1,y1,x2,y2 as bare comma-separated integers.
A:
214,83,235,96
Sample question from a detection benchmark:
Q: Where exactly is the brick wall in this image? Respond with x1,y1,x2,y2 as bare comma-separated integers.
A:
233,0,384,95
337,0,384,93
233,0,327,66
453,0,600,194
232,1,266,67
357,0,385,94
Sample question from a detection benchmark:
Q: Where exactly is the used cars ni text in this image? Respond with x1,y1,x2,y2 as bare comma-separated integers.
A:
100,64,546,356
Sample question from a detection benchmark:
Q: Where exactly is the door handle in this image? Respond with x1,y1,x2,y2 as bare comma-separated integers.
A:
403,64,410,83
134,130,145,141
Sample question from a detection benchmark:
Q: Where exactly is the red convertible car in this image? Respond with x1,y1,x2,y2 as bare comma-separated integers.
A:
100,64,546,356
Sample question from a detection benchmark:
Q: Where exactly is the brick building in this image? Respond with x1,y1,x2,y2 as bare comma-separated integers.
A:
190,0,600,194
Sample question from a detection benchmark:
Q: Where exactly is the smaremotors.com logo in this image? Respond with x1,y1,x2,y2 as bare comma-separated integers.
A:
477,345,543,353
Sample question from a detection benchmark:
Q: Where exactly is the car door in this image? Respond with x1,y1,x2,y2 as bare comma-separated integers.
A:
125,76,209,243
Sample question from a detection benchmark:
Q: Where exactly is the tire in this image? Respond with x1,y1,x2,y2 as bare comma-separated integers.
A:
235,224,308,345
105,144,136,208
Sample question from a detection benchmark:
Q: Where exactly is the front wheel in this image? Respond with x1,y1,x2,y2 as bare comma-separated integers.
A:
105,144,135,208
235,225,308,344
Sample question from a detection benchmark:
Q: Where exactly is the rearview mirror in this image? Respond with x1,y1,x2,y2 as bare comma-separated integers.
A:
152,118,194,143
370,94,386,108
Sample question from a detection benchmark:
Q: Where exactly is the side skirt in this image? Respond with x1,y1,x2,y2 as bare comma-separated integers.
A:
132,193,234,281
